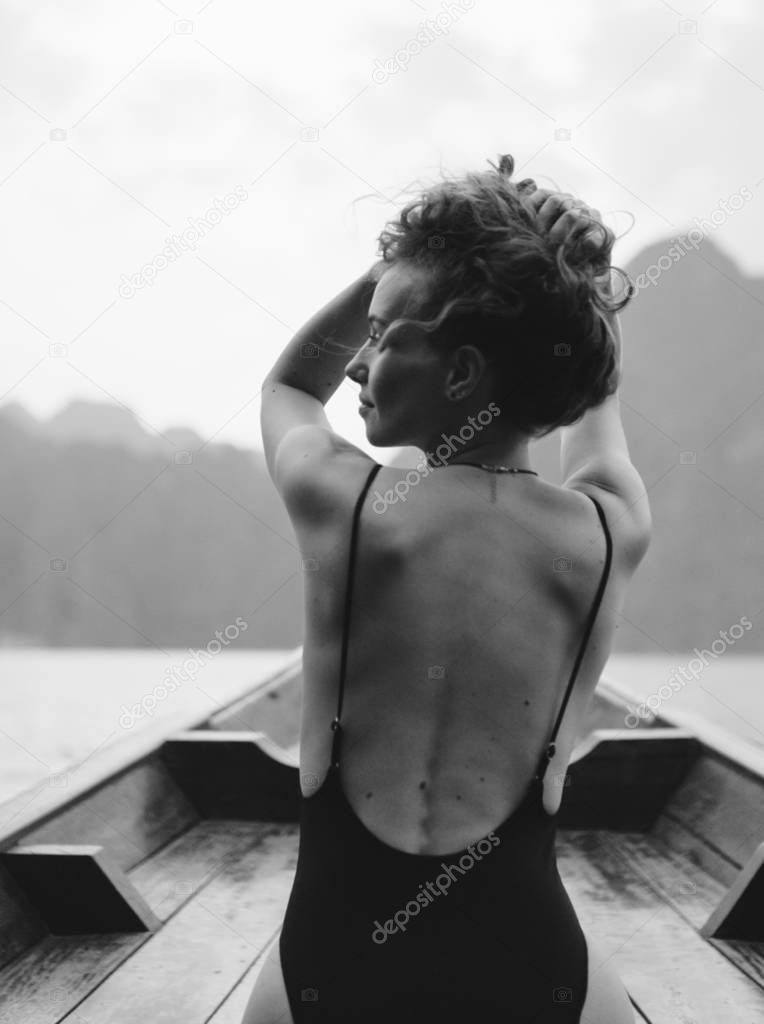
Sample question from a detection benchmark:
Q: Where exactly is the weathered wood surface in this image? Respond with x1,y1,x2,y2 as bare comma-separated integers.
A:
2,657,763,1024
584,687,671,734
650,812,741,888
0,845,160,934
207,932,280,1023
701,841,764,941
160,731,300,821
655,754,764,872
128,820,280,922
610,832,728,928
707,937,764,992
207,660,302,749
0,821,295,1024
559,729,702,830
59,826,297,1024
0,933,144,1024
14,759,199,873
0,651,295,852
599,676,764,780
608,831,764,991
557,830,764,1023
0,862,47,972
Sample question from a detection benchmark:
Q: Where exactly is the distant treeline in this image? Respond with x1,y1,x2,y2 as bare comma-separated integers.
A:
1,234,762,652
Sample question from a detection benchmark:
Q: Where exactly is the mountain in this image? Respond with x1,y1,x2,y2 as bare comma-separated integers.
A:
0,402,40,435
0,408,302,648
612,235,764,653
0,231,762,651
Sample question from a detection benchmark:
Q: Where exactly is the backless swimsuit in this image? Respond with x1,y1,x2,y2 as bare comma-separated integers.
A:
279,461,613,1022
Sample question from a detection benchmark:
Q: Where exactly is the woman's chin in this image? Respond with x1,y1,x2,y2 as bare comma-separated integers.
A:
359,408,413,448
364,423,385,446
362,418,399,449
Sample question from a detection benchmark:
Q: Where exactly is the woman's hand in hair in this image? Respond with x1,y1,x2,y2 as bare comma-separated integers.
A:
526,189,611,263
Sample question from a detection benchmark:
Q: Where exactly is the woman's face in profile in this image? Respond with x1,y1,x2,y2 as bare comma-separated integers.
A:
345,263,452,449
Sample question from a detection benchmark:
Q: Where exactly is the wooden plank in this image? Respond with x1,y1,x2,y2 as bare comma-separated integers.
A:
701,842,764,940
608,832,728,930
0,845,161,934
0,862,47,972
15,758,199,872
207,932,280,1024
0,650,297,852
608,831,764,992
559,729,702,830
655,753,764,871
59,825,298,1024
206,660,302,749
587,685,671,732
600,674,764,779
557,829,764,1023
127,820,276,921
160,732,300,821
0,933,145,1024
650,813,740,888
708,938,764,991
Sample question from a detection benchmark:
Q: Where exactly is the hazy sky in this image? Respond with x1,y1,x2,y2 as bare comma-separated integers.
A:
1,0,761,453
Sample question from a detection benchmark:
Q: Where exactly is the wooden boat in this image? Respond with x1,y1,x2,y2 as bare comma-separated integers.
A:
1,649,762,1023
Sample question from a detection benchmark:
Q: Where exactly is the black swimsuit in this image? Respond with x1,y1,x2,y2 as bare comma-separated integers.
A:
279,461,613,1023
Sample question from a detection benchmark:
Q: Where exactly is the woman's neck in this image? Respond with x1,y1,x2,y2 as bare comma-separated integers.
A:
422,436,533,472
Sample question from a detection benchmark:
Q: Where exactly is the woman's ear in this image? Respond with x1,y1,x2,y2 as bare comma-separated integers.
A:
444,344,486,399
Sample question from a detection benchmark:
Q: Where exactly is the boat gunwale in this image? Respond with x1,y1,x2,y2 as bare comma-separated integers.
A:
599,672,764,783
1,659,762,853
0,650,303,853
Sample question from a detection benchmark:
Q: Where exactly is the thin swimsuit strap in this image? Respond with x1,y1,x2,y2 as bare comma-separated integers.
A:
329,461,613,785
533,492,613,782
329,460,383,770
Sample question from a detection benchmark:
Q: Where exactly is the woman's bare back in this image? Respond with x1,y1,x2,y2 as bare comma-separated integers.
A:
293,460,636,855
240,458,643,1024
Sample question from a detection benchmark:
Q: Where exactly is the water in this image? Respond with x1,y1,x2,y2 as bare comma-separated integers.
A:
1,649,763,809
0,647,294,808
606,653,764,752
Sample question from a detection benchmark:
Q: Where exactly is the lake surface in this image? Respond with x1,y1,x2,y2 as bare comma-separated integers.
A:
1,648,762,808
0,647,294,808
605,653,764,751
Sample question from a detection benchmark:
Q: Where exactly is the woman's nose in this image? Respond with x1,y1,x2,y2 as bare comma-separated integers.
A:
345,348,368,384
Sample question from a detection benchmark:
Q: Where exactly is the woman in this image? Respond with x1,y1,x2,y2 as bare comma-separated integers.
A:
243,154,651,1023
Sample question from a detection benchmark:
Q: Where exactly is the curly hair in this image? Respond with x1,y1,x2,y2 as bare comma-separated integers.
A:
370,153,634,439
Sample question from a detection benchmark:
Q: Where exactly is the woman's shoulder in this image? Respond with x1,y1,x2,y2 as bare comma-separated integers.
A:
275,438,380,525
284,456,648,589
559,478,652,580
